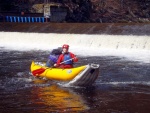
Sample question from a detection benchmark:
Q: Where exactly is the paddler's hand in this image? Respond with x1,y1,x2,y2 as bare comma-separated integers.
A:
54,64,57,67
73,56,78,62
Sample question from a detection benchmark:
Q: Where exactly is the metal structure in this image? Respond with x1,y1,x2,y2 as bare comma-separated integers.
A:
44,0,51,22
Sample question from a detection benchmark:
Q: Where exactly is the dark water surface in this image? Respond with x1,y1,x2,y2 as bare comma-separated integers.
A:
0,49,150,113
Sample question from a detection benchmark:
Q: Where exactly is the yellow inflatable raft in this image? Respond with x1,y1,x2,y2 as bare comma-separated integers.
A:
30,61,100,86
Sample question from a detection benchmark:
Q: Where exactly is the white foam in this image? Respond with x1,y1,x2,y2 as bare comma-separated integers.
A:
99,81,150,86
0,32,150,63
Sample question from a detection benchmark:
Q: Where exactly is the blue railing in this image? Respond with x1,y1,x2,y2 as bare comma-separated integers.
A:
5,16,45,23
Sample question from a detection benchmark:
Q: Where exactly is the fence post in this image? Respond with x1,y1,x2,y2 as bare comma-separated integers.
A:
17,17,20,22
21,17,24,22
38,17,41,22
24,17,27,22
35,17,38,22
41,17,45,23
10,16,13,22
28,17,30,22
32,17,34,22
13,17,16,22
6,16,9,22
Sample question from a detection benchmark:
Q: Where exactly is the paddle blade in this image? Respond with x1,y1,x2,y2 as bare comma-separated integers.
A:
32,68,45,76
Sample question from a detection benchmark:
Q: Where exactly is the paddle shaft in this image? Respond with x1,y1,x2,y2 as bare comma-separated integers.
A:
59,57,75,65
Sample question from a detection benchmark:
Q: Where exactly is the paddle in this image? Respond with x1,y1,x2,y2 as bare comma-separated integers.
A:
32,57,75,76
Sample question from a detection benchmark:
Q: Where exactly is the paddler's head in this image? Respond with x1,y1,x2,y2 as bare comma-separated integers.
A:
62,44,69,53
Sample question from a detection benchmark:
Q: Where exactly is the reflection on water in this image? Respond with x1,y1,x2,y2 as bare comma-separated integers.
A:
32,84,88,112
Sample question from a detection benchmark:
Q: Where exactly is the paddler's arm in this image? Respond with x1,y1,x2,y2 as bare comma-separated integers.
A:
54,54,63,67
70,52,78,62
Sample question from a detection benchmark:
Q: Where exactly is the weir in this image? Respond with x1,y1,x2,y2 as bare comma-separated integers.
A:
0,23,150,62
0,32,150,50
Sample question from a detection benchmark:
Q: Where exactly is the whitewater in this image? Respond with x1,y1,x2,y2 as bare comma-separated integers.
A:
0,32,150,63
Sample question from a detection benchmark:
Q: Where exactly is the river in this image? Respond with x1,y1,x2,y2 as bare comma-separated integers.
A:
0,23,150,113
0,48,150,113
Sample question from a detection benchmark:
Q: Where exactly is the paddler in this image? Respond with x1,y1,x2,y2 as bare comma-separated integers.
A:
54,44,78,68
46,47,62,67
